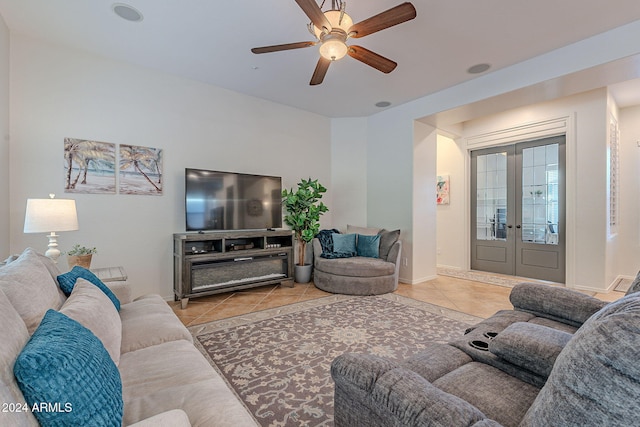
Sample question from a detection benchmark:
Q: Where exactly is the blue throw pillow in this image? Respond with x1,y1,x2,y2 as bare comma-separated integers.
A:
357,233,380,258
57,266,120,311
332,233,357,254
14,309,123,427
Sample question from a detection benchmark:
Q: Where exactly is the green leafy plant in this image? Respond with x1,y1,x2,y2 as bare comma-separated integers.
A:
282,178,328,266
66,244,97,256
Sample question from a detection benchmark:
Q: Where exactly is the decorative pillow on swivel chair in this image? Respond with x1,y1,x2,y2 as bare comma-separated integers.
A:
356,233,381,258
14,309,123,426
57,266,120,311
324,233,357,258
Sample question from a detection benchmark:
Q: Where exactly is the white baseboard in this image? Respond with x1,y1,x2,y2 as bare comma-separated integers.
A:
399,275,438,285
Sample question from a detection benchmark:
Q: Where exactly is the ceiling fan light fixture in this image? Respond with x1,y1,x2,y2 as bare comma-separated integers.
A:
319,36,348,61
313,9,353,38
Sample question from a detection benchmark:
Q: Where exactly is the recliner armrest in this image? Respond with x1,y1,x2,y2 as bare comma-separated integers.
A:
489,322,572,378
510,283,606,327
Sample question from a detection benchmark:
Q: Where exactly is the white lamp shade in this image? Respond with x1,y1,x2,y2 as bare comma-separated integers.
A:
24,198,79,233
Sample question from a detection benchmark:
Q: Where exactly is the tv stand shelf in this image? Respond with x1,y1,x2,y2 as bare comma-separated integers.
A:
173,230,294,309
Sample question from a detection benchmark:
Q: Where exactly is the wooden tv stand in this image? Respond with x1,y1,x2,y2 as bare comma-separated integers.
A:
173,230,294,309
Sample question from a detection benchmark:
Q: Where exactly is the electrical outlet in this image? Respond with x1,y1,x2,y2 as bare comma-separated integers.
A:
402,257,408,267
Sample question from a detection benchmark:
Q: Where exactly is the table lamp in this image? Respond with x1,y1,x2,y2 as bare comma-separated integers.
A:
23,194,79,263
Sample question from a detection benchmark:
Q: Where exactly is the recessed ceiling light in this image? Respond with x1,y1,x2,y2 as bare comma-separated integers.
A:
112,3,143,22
375,101,392,108
467,63,491,74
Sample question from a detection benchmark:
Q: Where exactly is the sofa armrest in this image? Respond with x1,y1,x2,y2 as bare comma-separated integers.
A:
489,322,572,378
106,281,133,304
510,283,606,327
312,238,322,266
332,353,491,427
127,409,191,427
386,240,401,266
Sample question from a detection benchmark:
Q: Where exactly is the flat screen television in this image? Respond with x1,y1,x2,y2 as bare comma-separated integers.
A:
185,168,282,231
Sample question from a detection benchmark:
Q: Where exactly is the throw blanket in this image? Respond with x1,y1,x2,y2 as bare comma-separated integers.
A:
316,229,356,259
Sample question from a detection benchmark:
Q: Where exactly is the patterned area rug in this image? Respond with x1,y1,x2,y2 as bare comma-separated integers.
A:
189,294,481,427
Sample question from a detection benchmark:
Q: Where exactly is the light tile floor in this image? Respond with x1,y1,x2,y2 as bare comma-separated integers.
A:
169,275,626,327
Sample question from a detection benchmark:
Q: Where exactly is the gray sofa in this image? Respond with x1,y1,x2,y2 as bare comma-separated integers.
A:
312,228,402,295
1,248,256,427
331,282,640,427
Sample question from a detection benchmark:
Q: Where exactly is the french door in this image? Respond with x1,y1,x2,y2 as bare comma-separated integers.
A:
470,136,565,283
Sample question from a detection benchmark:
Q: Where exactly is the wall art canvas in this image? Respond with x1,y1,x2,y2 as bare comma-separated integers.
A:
119,144,163,195
64,138,116,194
437,175,450,205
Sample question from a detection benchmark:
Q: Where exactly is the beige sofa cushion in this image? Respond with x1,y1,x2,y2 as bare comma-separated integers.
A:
0,290,38,426
120,294,192,354
0,248,64,333
128,409,191,427
119,340,256,426
60,278,122,365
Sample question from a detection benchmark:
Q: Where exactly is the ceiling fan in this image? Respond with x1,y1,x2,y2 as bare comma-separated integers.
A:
251,0,417,85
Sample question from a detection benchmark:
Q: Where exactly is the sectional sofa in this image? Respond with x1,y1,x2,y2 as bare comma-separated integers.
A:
331,282,640,426
0,248,256,426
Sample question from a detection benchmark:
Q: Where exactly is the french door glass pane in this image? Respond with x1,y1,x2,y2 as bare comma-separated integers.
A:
476,152,507,241
521,143,559,245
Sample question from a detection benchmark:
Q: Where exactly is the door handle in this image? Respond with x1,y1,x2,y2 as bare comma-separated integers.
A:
507,225,513,229
516,225,521,229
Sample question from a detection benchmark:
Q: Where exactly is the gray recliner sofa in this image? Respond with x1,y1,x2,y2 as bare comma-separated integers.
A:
312,235,401,295
331,283,640,427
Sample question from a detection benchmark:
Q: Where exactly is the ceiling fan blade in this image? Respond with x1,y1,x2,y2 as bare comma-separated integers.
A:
310,57,331,85
347,45,397,74
348,2,417,38
251,41,316,54
295,0,332,32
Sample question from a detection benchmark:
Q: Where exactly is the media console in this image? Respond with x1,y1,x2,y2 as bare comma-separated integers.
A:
173,230,294,309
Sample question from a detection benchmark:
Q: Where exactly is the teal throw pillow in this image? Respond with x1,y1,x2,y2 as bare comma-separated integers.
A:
14,309,123,427
357,233,380,258
332,233,357,254
57,266,120,311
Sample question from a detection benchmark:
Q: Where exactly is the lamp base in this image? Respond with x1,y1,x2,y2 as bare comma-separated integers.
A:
44,232,61,263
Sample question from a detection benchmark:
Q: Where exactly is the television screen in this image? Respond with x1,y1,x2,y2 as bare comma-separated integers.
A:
185,169,282,231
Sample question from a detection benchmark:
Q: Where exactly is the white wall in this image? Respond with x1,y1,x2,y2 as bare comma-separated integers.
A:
9,35,331,299
412,122,437,283
436,134,465,269
618,105,640,276
365,109,415,282
0,14,9,259
362,19,640,287
456,90,609,290
330,118,367,229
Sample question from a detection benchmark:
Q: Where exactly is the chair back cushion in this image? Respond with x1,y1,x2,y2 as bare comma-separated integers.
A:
520,293,640,426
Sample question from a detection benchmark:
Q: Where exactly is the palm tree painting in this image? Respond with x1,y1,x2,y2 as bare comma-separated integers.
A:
64,138,116,194
119,144,163,195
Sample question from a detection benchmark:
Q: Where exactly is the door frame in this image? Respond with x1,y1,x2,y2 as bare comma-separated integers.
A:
462,115,577,285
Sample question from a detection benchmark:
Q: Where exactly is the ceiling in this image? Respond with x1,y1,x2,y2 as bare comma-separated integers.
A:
1,1,640,117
